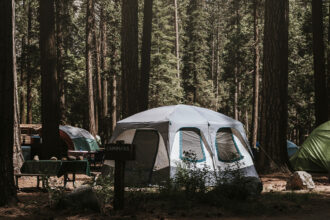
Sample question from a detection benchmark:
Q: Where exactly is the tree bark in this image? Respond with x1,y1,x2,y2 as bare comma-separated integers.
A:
20,0,27,124
327,2,330,119
0,0,18,206
234,1,240,121
26,0,33,123
258,0,289,173
312,0,328,126
214,6,220,110
93,11,102,135
110,71,117,133
100,5,108,141
109,0,120,135
121,0,139,117
174,0,180,78
86,0,96,136
40,0,61,159
139,0,153,111
251,0,261,149
56,0,67,124
20,36,27,124
14,43,24,175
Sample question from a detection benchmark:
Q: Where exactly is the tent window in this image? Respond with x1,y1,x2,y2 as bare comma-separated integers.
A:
216,128,243,162
179,128,205,162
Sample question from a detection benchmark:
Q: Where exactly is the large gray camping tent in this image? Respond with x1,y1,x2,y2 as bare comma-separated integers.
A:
108,104,260,185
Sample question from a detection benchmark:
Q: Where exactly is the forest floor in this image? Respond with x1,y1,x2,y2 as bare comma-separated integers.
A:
1,172,330,220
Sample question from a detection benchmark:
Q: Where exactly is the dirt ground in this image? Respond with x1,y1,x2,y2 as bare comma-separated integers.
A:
1,172,330,220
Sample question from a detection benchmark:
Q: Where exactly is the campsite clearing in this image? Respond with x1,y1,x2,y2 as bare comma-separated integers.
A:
1,172,330,219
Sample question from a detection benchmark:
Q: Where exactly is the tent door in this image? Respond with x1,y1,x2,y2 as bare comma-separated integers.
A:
125,129,159,185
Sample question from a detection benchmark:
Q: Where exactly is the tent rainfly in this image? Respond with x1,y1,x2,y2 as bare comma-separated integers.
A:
290,121,330,173
108,104,260,185
60,125,99,152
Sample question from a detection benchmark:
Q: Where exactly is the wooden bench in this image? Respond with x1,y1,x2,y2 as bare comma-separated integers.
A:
14,173,47,189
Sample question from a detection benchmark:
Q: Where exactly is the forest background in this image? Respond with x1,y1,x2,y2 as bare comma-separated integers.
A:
16,0,330,146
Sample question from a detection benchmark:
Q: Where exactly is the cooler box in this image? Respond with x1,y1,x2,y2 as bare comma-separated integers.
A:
21,146,31,161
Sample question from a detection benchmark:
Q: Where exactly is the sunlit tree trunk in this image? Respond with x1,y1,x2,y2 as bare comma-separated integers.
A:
86,0,96,136
251,0,261,148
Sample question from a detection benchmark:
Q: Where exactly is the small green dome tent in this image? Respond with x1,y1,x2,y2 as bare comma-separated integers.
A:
290,121,330,173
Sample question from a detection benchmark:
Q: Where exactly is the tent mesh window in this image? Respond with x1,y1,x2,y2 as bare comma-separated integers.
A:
231,128,249,152
216,128,242,162
180,128,205,162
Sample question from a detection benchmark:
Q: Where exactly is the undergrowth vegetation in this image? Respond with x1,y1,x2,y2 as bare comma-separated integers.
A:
46,152,316,217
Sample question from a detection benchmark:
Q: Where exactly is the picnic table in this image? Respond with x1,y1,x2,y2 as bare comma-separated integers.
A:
16,160,90,189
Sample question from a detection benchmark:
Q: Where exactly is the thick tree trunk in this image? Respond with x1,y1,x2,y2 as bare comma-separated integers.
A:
174,0,180,78
121,0,139,117
312,0,328,126
86,0,96,136
56,0,66,124
258,0,289,173
40,0,61,159
26,0,33,123
139,0,153,111
0,0,18,206
251,0,261,149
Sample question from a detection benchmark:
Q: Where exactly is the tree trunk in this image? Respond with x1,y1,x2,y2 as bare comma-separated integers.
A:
26,0,33,124
56,0,66,124
110,71,117,133
86,0,96,136
93,12,102,135
214,11,220,110
312,0,328,126
174,0,180,78
234,1,240,121
13,42,24,175
258,0,289,173
20,36,27,124
234,67,238,120
121,0,139,117
109,0,120,135
0,0,18,206
40,0,61,159
251,0,261,149
100,5,108,141
245,109,249,137
139,0,153,111
327,2,330,119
